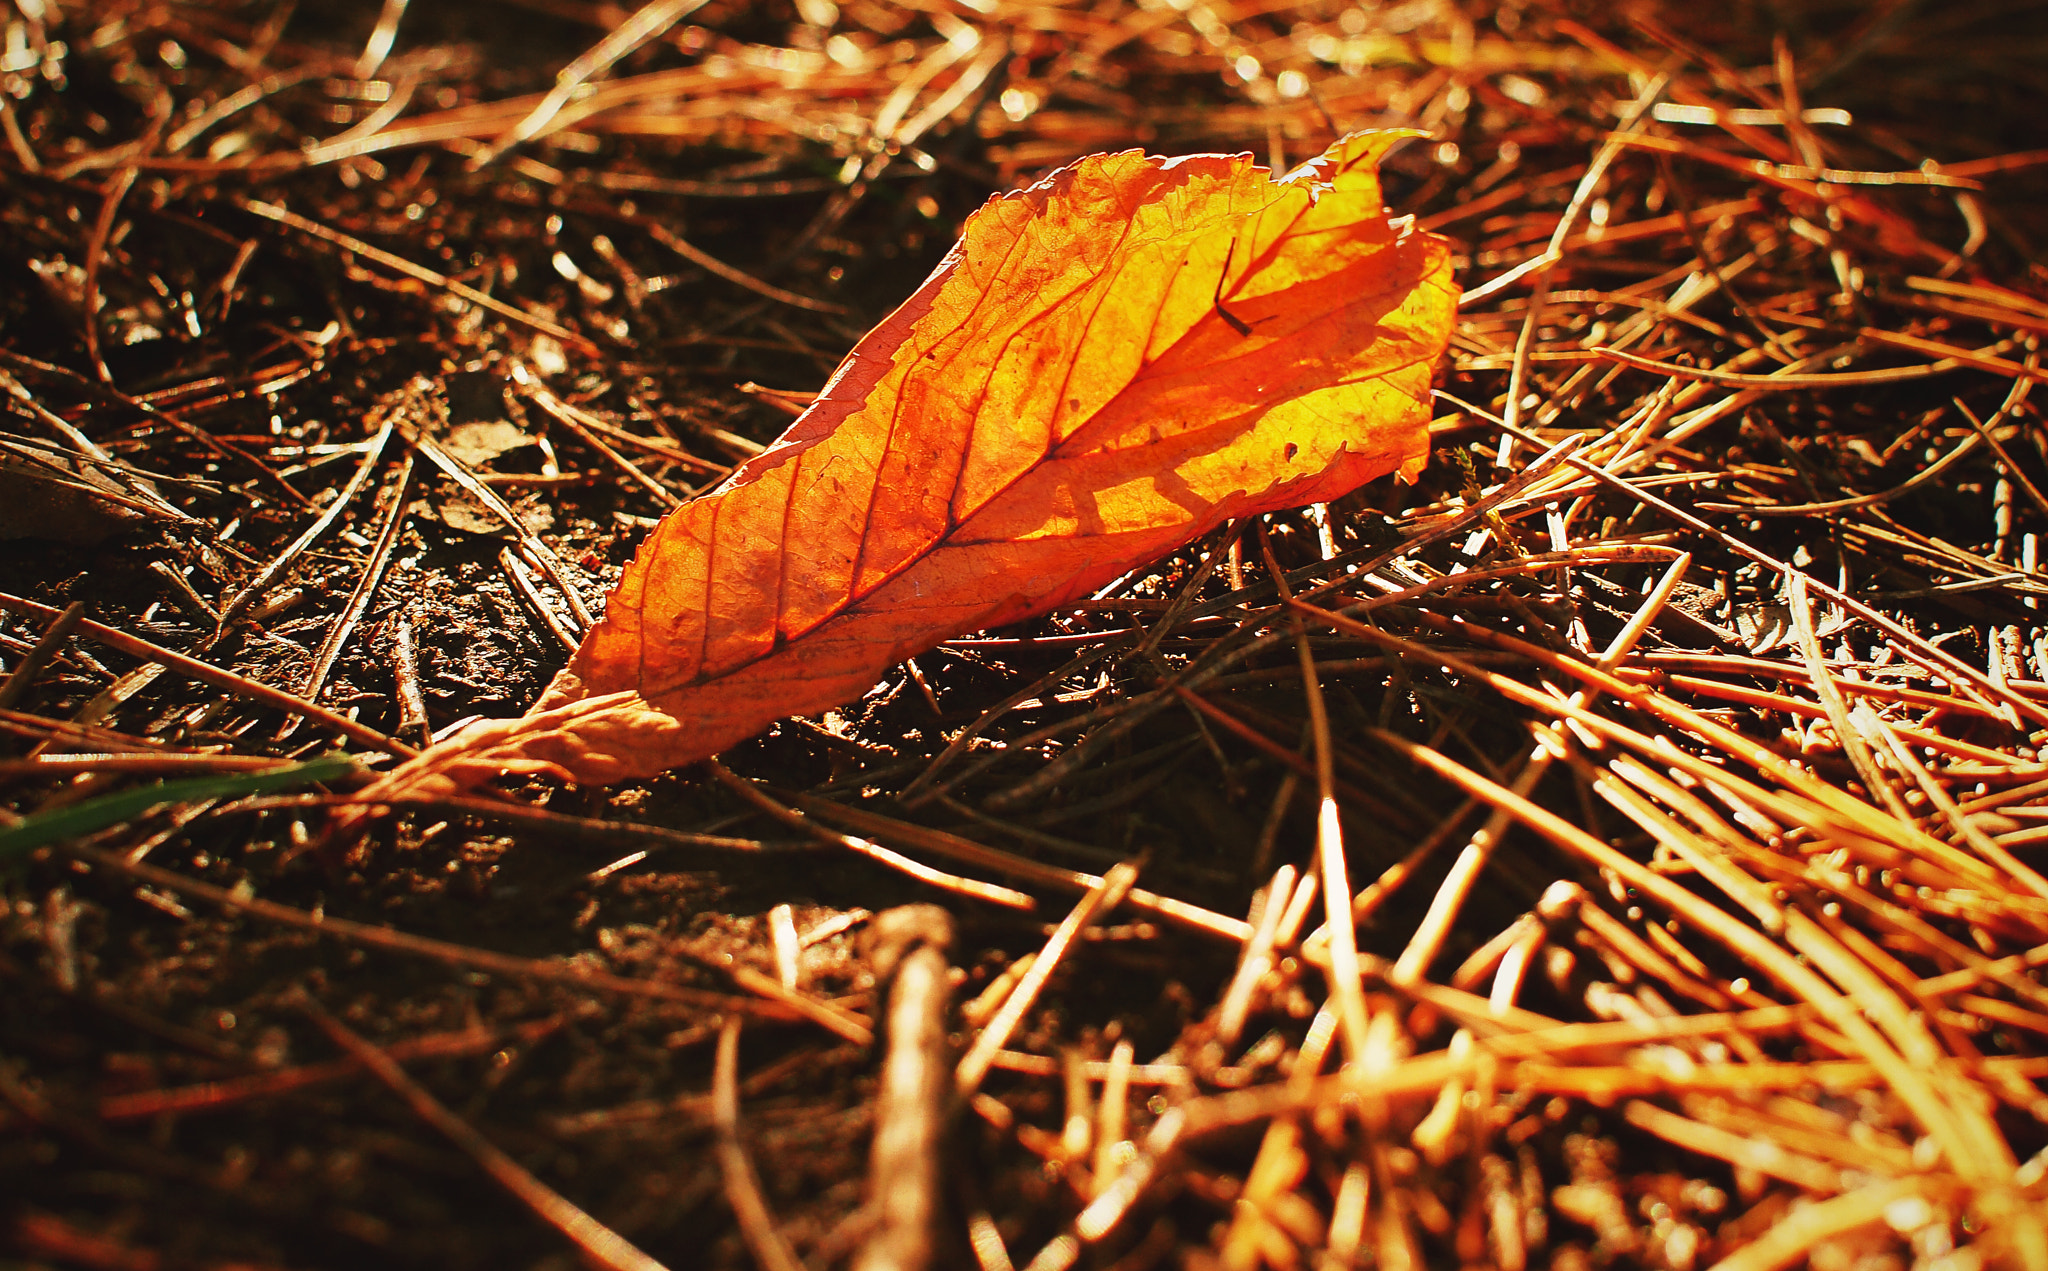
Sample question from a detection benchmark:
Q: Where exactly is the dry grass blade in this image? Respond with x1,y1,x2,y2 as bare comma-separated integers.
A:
480,0,713,165
1261,525,1370,1066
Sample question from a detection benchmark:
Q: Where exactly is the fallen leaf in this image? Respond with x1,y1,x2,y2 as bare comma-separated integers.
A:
350,130,1456,806
420,484,555,538
440,419,535,468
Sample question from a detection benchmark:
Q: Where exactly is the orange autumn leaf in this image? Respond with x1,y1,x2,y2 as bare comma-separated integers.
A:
357,130,1456,803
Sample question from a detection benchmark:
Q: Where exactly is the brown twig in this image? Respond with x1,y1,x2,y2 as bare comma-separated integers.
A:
855,905,956,1271
305,998,671,1271
712,1019,806,1271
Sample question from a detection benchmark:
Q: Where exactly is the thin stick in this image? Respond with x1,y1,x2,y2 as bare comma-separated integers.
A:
81,168,138,384
306,1000,671,1271
1389,552,1691,985
855,905,955,1271
0,350,321,512
213,420,393,636
1704,1179,1940,1271
0,591,417,758
409,430,593,629
501,546,581,655
899,635,1138,806
1215,865,1295,1048
0,601,84,712
639,218,851,315
519,379,686,508
0,751,321,777
1091,1039,1134,1199
290,457,416,729
707,764,1035,914
983,440,1586,814
1331,604,2017,899
302,791,769,854
1951,369,2047,514
1298,804,1470,963
713,1020,806,1271
1697,427,1983,515
1859,704,2048,903
1495,73,1669,464
768,904,801,992
1591,341,2013,387
783,789,1246,941
391,608,431,746
1363,729,2002,1181
67,843,793,1018
957,864,1137,1097
101,1014,569,1121
239,198,599,355
0,369,191,523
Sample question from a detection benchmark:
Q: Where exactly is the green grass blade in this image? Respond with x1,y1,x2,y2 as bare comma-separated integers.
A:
0,756,363,859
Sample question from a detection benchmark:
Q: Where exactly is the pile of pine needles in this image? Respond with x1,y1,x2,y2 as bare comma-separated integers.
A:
3,0,2047,1268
